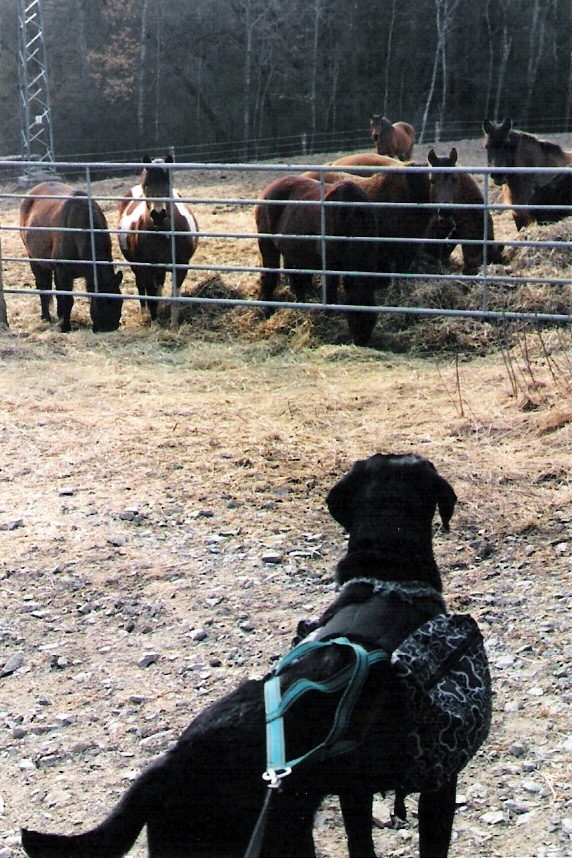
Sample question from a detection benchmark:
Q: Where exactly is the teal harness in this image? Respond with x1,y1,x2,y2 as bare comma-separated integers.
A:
245,636,390,858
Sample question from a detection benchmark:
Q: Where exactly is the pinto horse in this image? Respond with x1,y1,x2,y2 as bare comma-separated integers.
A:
20,182,123,333
118,155,199,323
426,148,504,274
483,118,572,230
369,115,415,161
255,176,380,346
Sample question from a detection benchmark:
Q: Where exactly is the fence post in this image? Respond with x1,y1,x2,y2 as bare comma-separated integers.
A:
0,217,9,327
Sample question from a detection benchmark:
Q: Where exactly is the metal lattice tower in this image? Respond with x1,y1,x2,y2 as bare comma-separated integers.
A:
18,0,55,165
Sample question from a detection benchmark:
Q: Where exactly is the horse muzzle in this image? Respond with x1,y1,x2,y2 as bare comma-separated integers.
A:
435,211,456,234
149,208,170,230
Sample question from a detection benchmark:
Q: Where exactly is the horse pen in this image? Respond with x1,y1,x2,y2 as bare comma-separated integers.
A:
0,136,571,858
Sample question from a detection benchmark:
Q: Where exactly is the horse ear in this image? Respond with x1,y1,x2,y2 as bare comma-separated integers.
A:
143,155,152,164
449,148,458,165
483,119,492,134
165,154,174,164
502,117,512,132
427,149,437,165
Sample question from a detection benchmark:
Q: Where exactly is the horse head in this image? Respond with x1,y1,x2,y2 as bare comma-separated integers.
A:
427,148,458,230
141,154,174,229
483,118,516,185
369,115,393,154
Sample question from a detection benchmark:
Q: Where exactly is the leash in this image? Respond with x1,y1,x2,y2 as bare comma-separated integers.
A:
244,636,389,858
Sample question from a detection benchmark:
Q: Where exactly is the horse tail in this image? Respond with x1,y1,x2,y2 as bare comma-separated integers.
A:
21,766,154,858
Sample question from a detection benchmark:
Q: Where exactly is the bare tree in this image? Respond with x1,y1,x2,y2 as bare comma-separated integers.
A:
522,0,559,123
419,0,462,142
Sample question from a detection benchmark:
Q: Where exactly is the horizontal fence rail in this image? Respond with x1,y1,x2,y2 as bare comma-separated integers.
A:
1,159,571,334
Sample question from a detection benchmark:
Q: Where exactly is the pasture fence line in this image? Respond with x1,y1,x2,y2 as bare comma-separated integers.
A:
1,116,570,167
1,158,571,330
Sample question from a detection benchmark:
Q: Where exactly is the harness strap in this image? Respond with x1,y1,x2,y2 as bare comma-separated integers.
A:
245,637,389,858
265,636,389,774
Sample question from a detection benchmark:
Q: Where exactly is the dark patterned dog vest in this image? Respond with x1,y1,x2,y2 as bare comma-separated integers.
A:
391,612,492,792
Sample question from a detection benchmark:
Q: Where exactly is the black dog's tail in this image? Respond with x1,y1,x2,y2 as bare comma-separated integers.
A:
21,769,153,858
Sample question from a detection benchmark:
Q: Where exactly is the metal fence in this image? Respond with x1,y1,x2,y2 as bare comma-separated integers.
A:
1,158,571,333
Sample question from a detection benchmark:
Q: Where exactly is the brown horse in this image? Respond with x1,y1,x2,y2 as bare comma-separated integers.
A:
20,182,123,333
118,155,199,322
327,153,403,175
300,165,432,273
483,118,572,230
426,148,504,273
369,115,415,161
255,175,380,346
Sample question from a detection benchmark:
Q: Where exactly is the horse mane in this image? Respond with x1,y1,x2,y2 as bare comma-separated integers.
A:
61,191,106,230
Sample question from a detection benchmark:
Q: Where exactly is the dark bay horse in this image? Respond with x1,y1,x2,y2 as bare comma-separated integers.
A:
427,148,504,273
118,155,199,324
300,165,432,274
483,118,572,229
255,176,380,346
20,182,123,333
528,172,572,224
369,115,415,161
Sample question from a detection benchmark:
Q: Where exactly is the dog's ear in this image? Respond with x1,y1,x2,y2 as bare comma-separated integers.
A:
326,460,367,531
434,474,457,531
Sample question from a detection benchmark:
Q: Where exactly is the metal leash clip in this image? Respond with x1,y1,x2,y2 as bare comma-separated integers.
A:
262,767,292,789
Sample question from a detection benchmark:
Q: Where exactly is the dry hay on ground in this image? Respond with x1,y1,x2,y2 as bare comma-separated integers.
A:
0,326,570,858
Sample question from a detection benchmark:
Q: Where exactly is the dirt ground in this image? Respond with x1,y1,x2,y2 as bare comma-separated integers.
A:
0,137,571,858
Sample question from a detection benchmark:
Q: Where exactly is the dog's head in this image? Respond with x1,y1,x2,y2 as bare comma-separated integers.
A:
326,453,457,589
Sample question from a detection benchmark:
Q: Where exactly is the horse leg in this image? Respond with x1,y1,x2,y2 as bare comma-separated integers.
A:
134,267,155,321
288,271,313,303
258,238,281,313
339,788,376,858
324,274,339,305
149,268,167,322
418,776,457,858
54,267,75,333
343,275,377,347
31,263,53,323
170,257,189,329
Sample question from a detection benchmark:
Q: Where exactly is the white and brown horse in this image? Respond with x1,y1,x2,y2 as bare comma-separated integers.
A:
483,118,572,230
118,155,199,323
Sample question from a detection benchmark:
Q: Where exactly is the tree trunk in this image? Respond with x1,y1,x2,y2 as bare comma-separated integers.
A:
493,26,512,119
309,0,323,144
137,0,149,143
383,0,398,115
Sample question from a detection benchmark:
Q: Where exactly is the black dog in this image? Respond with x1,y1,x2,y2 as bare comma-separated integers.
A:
22,453,479,858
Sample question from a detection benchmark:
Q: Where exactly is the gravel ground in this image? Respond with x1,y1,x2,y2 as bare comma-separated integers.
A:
0,329,569,858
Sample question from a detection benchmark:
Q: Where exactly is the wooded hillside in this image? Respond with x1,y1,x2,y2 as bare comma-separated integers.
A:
1,0,570,160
